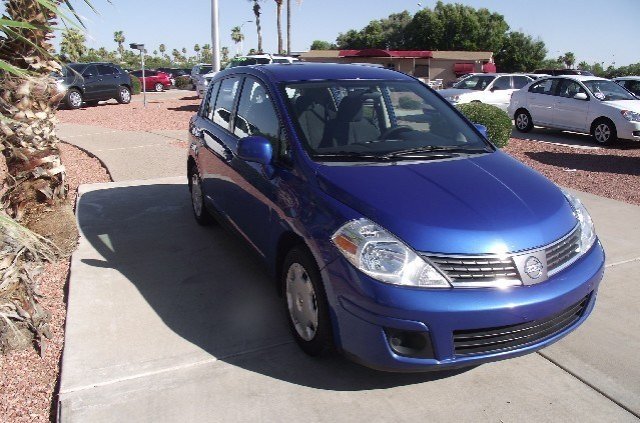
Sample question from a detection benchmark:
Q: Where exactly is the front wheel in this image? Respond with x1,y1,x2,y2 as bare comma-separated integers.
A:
591,119,617,145
154,82,164,92
65,89,83,109
515,109,533,133
117,86,131,104
283,247,333,356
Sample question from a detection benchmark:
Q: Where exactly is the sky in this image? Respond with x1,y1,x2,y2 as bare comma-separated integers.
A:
55,0,639,66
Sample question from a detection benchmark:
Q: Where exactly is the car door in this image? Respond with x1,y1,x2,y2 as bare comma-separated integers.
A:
81,65,101,100
485,76,513,110
96,64,119,98
553,79,590,131
526,78,559,126
223,76,284,255
195,76,241,215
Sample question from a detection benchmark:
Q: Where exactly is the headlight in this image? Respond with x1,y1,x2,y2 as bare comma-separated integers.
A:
446,95,461,102
562,190,597,254
621,110,640,122
331,219,450,288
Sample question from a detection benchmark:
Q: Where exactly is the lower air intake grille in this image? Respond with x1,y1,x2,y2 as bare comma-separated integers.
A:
453,295,590,357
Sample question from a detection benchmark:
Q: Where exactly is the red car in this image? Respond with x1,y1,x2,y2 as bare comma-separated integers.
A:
130,70,172,92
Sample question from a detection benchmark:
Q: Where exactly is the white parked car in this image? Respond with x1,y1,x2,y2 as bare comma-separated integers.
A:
509,75,640,145
439,73,533,111
613,76,640,98
191,64,214,93
196,54,299,98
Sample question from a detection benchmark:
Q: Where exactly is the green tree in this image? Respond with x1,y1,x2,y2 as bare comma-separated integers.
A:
194,43,201,60
336,11,412,50
159,43,167,59
248,0,263,53
404,1,509,52
202,43,212,62
231,26,245,54
310,40,335,50
60,28,87,62
538,57,564,70
113,30,125,56
494,32,546,72
560,51,575,69
181,47,187,54
221,46,230,66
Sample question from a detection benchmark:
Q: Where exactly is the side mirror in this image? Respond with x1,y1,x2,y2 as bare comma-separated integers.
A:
573,92,588,101
474,123,488,139
237,136,273,165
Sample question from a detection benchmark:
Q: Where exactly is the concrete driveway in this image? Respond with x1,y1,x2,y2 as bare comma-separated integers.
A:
57,177,640,422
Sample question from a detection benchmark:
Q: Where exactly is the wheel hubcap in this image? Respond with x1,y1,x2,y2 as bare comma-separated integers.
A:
121,89,130,102
516,113,528,129
155,83,163,92
286,263,318,341
70,92,82,107
191,173,203,216
595,124,610,142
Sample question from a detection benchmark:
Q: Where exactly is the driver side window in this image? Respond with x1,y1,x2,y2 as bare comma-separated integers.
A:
234,78,281,149
492,76,511,90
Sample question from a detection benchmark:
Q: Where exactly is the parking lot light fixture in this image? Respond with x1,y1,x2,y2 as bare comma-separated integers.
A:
130,42,147,107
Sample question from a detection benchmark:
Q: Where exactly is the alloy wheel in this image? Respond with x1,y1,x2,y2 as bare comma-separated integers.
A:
120,88,131,103
69,91,82,108
191,172,203,217
155,83,163,92
516,113,529,130
286,262,318,342
594,123,611,143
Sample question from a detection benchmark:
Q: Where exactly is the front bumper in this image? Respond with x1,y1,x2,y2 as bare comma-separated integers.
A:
615,119,640,141
323,241,605,372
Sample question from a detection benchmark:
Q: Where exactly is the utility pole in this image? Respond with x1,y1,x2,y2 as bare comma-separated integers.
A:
130,43,147,108
211,0,220,72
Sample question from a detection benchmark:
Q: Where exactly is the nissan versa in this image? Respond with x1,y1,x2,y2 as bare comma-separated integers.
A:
187,63,605,371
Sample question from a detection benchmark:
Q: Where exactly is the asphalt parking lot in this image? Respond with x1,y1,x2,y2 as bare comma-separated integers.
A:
55,176,640,422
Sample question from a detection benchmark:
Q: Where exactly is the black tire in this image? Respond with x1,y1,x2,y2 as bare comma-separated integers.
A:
515,109,533,133
188,167,213,226
65,88,83,109
154,82,164,92
591,118,617,145
282,246,333,356
116,86,132,104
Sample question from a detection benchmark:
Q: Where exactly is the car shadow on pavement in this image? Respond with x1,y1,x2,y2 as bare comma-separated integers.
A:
525,151,640,176
512,127,640,150
168,104,200,112
76,183,470,391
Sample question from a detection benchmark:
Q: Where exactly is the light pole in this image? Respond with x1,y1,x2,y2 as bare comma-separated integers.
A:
239,20,253,55
211,0,220,72
130,43,147,108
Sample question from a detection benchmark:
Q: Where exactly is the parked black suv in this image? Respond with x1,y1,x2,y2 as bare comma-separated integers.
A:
56,62,133,109
533,68,594,76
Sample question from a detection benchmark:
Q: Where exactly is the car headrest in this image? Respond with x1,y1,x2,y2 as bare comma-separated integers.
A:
337,95,365,122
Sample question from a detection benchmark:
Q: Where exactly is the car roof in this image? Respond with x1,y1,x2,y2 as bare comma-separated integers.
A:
543,75,609,82
216,62,415,83
613,76,640,80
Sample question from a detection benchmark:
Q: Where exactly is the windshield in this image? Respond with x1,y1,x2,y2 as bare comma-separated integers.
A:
453,75,496,90
198,66,213,74
583,80,636,101
282,80,491,161
226,57,271,68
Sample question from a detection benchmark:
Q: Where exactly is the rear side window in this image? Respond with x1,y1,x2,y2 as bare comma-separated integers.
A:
492,76,511,90
97,65,116,75
529,79,558,95
623,80,640,96
234,78,280,143
512,76,531,89
211,77,240,130
83,65,98,77
203,80,221,119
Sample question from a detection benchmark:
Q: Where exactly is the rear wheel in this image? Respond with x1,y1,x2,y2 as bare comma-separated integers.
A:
154,82,164,92
189,167,213,226
65,89,83,109
283,247,333,356
591,118,617,145
116,86,131,104
515,109,533,133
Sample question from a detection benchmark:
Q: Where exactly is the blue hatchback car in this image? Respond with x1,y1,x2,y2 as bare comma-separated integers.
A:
187,63,605,371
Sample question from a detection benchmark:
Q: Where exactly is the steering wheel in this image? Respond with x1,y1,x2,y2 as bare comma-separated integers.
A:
378,125,413,141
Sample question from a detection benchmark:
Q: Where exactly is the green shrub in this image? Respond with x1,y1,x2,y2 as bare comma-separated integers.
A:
129,74,141,95
398,96,422,110
175,75,192,90
457,102,512,148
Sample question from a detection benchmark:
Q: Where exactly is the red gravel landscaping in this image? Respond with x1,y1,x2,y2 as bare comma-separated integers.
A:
505,138,640,206
56,93,200,131
0,143,111,423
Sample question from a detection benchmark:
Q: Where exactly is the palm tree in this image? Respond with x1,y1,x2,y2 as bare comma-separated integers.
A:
194,44,201,61
159,43,167,59
274,0,283,54
113,30,125,57
202,43,212,63
60,28,87,61
286,0,302,55
231,26,245,55
562,52,576,69
248,0,263,53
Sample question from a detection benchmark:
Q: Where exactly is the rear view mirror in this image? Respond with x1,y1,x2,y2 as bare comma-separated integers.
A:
573,92,588,101
237,136,273,166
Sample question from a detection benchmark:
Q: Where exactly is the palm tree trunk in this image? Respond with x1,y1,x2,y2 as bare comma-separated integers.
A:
286,0,291,55
0,0,67,219
253,1,263,54
276,2,283,54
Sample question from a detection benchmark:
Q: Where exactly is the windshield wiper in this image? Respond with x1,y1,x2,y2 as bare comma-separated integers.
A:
312,152,388,161
380,146,489,159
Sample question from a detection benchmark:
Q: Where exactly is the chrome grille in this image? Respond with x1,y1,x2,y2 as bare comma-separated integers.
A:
546,226,582,274
425,256,520,287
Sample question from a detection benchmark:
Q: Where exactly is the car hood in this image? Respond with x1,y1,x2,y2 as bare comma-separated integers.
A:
316,152,577,254
602,99,640,112
438,88,476,97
